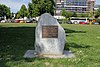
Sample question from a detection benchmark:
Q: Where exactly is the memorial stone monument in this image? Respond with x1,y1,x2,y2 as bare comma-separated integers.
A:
35,13,66,55
24,13,74,58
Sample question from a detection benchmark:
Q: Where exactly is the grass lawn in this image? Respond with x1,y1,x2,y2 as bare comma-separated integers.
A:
0,23,100,67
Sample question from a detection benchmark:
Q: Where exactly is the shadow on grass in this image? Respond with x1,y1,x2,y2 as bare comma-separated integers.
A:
24,58,48,62
64,28,86,33
24,42,91,62
0,27,88,66
0,27,36,67
64,42,91,51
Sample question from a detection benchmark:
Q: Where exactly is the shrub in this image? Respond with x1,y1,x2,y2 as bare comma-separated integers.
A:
96,19,100,24
57,19,67,24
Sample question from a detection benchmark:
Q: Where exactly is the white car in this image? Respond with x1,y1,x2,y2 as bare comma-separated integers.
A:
92,22,99,25
1,20,6,23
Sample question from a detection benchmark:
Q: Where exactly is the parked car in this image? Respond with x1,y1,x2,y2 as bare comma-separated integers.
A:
92,22,99,25
79,21,87,24
14,20,20,23
10,19,15,23
26,18,33,23
1,20,6,23
33,19,37,23
19,20,25,23
67,21,72,24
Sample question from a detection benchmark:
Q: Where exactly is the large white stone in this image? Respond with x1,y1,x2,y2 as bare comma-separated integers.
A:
35,13,66,55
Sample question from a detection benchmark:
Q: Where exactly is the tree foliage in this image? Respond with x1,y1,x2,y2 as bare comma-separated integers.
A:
88,10,93,18
28,3,34,17
77,13,88,17
16,0,55,18
95,6,100,18
15,11,20,19
61,9,67,17
72,12,77,17
19,5,28,18
61,9,77,18
28,0,55,17
0,4,11,18
28,2,40,17
39,0,55,15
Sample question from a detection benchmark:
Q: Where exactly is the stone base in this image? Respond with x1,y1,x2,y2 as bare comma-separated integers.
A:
23,50,75,58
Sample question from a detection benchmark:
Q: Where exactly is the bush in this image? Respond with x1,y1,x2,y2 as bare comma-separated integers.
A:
57,19,67,24
77,13,88,17
96,19,100,24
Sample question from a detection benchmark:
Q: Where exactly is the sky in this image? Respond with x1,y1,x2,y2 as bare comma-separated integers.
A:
0,0,31,13
0,0,100,13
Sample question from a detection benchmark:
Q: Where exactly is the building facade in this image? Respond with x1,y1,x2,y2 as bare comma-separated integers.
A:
55,0,95,15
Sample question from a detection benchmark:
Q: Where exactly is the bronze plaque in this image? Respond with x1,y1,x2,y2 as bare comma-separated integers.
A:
42,26,58,38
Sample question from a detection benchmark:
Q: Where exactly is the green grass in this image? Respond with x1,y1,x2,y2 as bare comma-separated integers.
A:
0,23,100,67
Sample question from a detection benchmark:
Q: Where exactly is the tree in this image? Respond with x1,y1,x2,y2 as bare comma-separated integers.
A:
28,2,40,17
88,10,93,18
61,9,73,18
61,9,67,17
19,4,28,18
32,4,40,17
32,0,39,4
72,12,77,17
28,0,40,17
15,11,20,19
28,3,33,17
39,0,55,15
78,13,88,17
0,4,11,18
28,0,55,17
95,6,100,18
